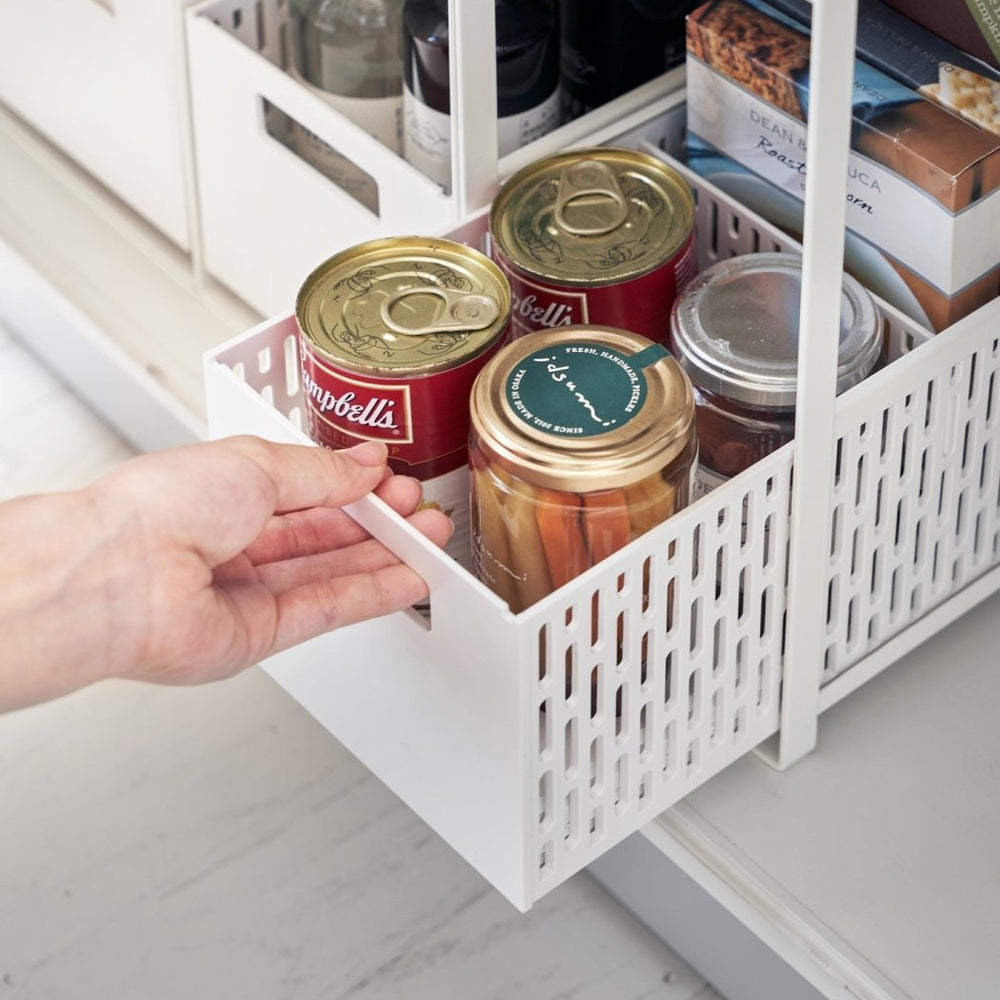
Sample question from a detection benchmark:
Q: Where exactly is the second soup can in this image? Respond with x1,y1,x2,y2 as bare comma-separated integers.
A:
488,147,698,344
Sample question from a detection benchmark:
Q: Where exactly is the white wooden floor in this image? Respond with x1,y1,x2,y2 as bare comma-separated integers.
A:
0,324,136,498
0,323,726,1000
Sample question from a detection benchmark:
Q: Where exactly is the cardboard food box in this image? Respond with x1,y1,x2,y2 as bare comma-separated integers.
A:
767,0,1000,136
685,0,1000,332
879,0,1000,71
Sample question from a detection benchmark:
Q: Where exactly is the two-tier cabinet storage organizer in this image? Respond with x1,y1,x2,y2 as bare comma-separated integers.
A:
202,0,1000,911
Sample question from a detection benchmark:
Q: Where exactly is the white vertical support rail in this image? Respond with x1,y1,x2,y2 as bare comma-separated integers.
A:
449,0,501,217
176,0,207,286
776,0,859,769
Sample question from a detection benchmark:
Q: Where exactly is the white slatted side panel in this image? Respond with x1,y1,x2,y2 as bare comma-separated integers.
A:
218,313,305,433
823,334,1000,682
201,0,289,67
526,449,791,898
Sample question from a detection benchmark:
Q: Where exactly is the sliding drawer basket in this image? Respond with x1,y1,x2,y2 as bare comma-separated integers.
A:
204,89,1000,910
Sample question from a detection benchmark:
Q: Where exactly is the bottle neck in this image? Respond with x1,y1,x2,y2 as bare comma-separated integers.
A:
403,0,558,114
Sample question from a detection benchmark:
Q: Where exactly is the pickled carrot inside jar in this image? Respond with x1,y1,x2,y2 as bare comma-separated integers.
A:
469,326,698,613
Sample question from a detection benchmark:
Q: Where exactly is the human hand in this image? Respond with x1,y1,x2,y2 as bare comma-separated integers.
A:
0,436,452,712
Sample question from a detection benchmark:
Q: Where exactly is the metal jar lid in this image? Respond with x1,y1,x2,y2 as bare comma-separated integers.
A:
488,147,696,286
296,236,511,376
669,252,881,409
470,325,696,493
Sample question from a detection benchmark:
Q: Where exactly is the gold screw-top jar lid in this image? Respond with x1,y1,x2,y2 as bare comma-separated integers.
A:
470,326,696,493
296,236,511,376
489,147,696,286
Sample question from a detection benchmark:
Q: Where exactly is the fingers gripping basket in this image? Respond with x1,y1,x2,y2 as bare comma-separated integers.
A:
204,95,1000,911
205,301,791,909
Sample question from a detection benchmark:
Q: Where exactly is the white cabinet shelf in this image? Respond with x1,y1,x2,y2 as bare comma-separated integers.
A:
591,582,1000,1000
0,103,258,452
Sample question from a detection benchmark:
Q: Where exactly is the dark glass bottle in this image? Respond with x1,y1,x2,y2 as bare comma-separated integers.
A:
402,0,560,192
560,0,700,122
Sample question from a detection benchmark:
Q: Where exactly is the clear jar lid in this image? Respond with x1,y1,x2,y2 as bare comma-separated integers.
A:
470,325,696,493
669,252,881,409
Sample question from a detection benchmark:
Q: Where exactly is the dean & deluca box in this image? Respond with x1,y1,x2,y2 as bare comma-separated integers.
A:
879,0,1000,72
684,0,1000,332
765,0,1000,137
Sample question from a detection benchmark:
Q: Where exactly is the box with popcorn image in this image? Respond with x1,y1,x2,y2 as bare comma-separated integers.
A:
766,0,1000,136
685,0,1000,332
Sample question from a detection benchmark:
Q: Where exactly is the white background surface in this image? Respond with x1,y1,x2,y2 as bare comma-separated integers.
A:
671,586,1000,1000
0,324,725,999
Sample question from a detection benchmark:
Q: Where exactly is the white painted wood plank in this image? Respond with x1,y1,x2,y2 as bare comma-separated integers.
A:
643,590,1000,1000
0,662,722,1000
0,102,257,429
0,241,205,453
0,324,135,497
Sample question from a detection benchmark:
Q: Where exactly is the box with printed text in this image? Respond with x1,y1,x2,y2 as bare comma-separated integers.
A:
684,0,1000,332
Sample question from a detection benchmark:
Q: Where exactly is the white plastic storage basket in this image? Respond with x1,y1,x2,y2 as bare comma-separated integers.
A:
0,0,198,251
205,78,1000,908
184,0,685,318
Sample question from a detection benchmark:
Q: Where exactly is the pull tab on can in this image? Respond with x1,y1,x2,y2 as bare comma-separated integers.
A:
380,287,501,336
554,159,629,236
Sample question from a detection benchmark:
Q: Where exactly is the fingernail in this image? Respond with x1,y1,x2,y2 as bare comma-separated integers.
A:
341,440,388,467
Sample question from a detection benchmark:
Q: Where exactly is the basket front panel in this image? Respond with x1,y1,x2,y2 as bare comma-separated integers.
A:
524,451,791,900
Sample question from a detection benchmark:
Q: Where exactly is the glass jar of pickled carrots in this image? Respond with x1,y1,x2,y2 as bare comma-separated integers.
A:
469,325,697,613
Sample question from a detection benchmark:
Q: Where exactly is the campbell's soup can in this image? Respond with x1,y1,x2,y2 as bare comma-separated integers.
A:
295,236,511,571
488,147,697,343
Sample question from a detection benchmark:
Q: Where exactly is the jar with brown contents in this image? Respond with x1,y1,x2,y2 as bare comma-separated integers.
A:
469,326,697,613
669,252,882,494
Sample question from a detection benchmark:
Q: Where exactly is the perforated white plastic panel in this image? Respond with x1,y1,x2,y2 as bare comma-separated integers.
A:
823,325,1000,682
199,0,293,70
527,447,790,890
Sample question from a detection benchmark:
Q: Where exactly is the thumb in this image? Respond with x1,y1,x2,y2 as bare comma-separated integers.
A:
246,438,392,513
335,440,391,470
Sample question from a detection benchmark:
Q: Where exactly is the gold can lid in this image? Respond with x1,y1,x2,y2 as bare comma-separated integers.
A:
470,326,696,493
296,236,511,375
489,147,696,286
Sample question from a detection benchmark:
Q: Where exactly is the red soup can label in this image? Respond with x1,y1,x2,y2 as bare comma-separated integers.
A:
489,147,697,343
296,236,512,571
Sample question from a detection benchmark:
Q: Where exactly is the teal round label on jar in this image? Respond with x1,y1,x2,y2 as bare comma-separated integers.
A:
505,341,668,438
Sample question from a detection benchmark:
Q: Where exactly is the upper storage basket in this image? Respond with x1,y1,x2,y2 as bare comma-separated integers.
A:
185,0,686,317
